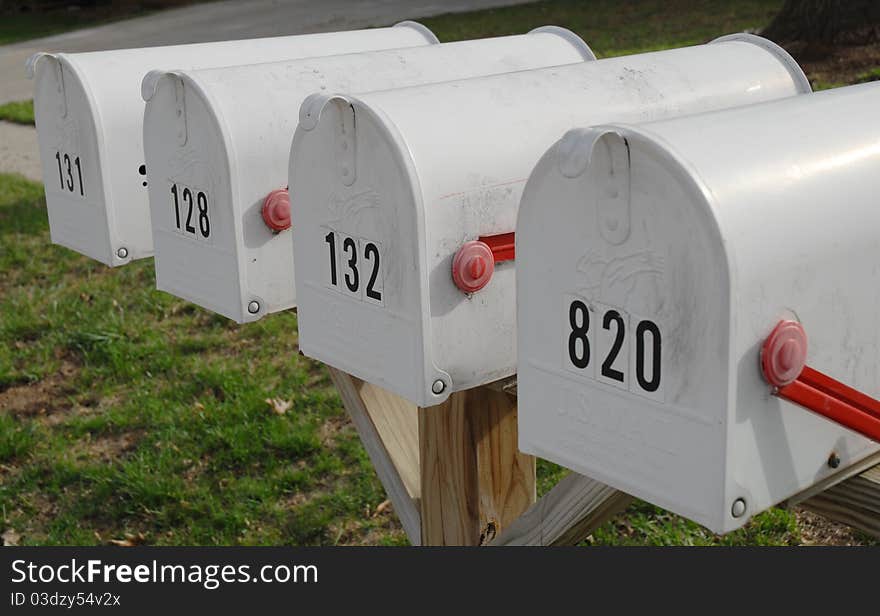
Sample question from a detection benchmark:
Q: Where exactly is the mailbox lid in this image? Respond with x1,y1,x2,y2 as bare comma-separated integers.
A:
304,34,807,403
517,82,880,533
28,22,437,266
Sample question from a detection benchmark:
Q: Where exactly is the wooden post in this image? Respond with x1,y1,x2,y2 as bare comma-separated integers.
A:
419,386,536,545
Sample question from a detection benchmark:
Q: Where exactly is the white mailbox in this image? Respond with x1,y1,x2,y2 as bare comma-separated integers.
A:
290,34,810,407
516,82,880,534
27,22,438,267
142,28,594,322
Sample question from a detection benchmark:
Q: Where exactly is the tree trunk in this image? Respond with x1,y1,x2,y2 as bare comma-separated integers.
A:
763,0,880,46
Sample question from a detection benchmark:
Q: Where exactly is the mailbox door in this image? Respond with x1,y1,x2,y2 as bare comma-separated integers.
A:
517,129,733,531
146,78,244,319
32,57,111,263
292,100,434,404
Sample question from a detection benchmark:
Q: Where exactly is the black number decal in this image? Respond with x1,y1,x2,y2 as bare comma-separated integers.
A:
566,300,662,395
170,183,210,239
74,156,84,196
171,183,181,229
364,242,382,301
63,153,73,192
568,300,590,369
197,191,210,238
183,188,196,234
601,310,625,382
636,320,662,392
54,151,85,196
55,151,64,189
343,237,359,293
325,231,337,286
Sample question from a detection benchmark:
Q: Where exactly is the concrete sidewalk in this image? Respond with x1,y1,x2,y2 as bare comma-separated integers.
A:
0,0,531,104
0,121,40,181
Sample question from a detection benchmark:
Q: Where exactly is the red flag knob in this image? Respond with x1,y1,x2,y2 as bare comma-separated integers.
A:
761,320,807,388
262,188,291,232
452,240,494,293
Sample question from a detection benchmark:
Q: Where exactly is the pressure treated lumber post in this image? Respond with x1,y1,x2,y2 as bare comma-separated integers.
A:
419,386,536,545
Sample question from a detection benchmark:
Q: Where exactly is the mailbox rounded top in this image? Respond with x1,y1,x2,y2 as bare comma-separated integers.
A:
710,32,812,94
391,21,440,45
528,26,596,61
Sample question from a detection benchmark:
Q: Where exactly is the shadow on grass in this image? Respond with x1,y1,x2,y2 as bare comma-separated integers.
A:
0,172,47,237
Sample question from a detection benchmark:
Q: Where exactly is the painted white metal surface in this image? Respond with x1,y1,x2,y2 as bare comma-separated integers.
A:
142,28,594,322
517,82,880,533
290,34,810,407
27,22,437,267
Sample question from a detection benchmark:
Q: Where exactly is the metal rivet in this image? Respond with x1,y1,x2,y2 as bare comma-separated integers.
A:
827,452,841,469
431,379,446,395
116,247,128,259
247,301,260,314
731,498,747,518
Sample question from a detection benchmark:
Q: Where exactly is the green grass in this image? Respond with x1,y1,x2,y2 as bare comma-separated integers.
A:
0,2,206,47
421,0,783,57
0,13,96,46
0,101,34,126
1,0,877,547
0,11,140,47
0,173,405,545
855,67,880,83
0,171,867,546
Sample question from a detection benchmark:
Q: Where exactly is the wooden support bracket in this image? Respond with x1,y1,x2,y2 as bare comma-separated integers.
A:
419,387,536,545
491,473,633,546
327,368,422,545
786,450,880,539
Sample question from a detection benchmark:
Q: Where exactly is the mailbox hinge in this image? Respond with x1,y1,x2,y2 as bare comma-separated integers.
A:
761,319,880,443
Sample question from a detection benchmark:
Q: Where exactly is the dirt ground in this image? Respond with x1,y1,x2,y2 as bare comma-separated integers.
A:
794,507,871,546
788,40,880,86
